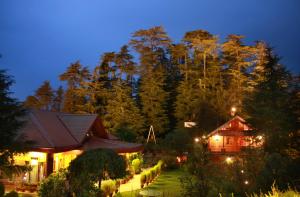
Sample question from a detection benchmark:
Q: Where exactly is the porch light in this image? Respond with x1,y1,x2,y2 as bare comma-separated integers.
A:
257,135,263,140
30,152,43,158
213,134,221,141
225,157,233,164
244,180,249,185
241,170,244,174
231,106,237,116
30,158,38,166
194,137,200,143
23,173,28,181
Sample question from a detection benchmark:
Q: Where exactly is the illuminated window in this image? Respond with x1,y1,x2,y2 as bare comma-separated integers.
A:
226,137,230,145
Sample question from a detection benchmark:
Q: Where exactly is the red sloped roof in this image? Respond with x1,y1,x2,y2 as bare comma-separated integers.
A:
19,110,143,153
81,137,143,153
208,116,252,137
58,114,98,143
23,110,80,148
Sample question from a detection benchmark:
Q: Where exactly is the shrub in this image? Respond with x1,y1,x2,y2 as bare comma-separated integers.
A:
0,183,5,197
131,158,141,174
150,169,156,180
101,180,116,196
156,160,163,174
249,185,300,197
38,170,69,197
145,172,151,184
140,172,147,187
161,155,178,169
4,191,18,197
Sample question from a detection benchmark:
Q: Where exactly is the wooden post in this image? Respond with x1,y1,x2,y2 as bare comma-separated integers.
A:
46,153,54,176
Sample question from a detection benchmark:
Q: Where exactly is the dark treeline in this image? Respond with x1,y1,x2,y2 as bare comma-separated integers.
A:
24,26,299,143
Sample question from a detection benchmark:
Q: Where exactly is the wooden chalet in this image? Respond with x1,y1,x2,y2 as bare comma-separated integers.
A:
207,116,262,153
4,110,143,185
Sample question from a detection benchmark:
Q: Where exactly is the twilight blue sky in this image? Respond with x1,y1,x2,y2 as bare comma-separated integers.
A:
0,0,300,100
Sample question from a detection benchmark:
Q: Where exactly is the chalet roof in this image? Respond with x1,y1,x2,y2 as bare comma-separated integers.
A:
82,137,143,153
208,115,252,137
19,110,143,153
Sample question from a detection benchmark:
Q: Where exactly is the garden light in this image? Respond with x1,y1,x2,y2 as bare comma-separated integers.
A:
231,106,237,116
225,157,233,164
257,135,263,140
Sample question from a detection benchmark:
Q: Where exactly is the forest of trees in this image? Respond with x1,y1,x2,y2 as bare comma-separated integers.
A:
24,26,299,143
2,26,299,196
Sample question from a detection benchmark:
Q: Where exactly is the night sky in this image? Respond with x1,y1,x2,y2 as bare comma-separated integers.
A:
1,0,299,100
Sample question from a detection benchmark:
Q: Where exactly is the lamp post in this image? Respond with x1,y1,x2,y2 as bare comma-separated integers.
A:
231,106,237,116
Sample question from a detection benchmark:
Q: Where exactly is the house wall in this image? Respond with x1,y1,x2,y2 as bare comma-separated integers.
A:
208,135,260,153
9,149,141,186
208,135,241,152
53,150,82,173
13,152,47,184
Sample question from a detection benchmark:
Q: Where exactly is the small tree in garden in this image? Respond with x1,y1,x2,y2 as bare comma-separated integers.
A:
38,170,69,197
131,158,141,174
68,149,126,197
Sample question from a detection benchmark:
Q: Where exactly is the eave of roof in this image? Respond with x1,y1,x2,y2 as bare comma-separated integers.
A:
81,137,143,153
208,116,248,137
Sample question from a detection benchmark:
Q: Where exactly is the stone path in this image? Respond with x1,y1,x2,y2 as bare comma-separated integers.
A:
119,173,141,193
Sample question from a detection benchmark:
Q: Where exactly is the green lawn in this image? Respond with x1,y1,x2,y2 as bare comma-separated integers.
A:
119,169,185,197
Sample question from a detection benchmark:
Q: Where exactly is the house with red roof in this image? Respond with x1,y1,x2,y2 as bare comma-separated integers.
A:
5,110,143,185
207,116,263,153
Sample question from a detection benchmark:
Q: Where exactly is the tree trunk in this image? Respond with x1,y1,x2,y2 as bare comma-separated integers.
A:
98,177,102,197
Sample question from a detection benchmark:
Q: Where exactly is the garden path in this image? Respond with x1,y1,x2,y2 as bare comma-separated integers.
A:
119,173,141,193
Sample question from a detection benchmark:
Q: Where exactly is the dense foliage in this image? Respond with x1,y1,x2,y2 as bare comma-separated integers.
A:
68,149,126,197
24,26,287,139
21,26,299,195
0,70,30,179
38,170,69,197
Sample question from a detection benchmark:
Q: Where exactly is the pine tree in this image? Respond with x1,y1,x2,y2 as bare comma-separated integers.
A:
105,81,144,136
222,35,255,109
24,81,54,111
174,29,227,132
115,45,136,84
82,52,117,115
243,48,294,154
248,41,269,90
35,81,54,110
59,61,90,113
130,26,171,135
24,95,40,109
0,70,30,178
52,86,64,112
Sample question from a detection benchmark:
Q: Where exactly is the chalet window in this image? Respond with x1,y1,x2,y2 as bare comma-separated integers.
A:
226,137,230,144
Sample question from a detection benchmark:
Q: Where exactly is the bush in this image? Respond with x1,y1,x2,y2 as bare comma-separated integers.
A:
0,183,5,197
161,155,178,169
249,185,300,197
140,173,147,187
101,180,116,196
145,172,151,184
131,158,141,174
4,191,18,197
150,169,156,180
38,170,69,197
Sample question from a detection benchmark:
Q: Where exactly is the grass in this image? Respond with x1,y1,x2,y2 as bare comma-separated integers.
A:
119,169,185,197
